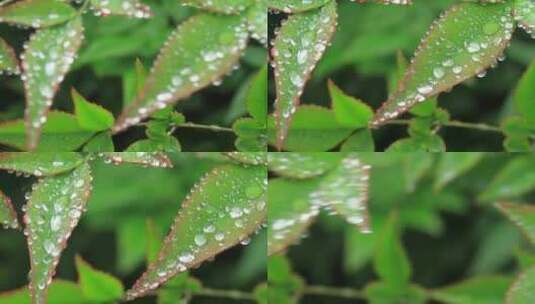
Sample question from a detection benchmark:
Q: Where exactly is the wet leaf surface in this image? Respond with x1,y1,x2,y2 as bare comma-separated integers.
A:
514,0,535,37
0,0,76,28
0,152,84,176
89,0,152,18
507,266,535,304
0,189,18,229
98,152,173,168
181,0,253,14
269,0,333,13
0,37,19,75
268,152,342,179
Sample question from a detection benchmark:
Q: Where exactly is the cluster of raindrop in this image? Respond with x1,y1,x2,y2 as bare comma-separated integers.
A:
247,2,268,46
0,39,20,75
372,3,514,126
21,18,84,146
90,0,152,18
268,153,337,178
514,0,535,38
23,163,92,303
114,18,249,132
99,152,173,168
271,1,337,145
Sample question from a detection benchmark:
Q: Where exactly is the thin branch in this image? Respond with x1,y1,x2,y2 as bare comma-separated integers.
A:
386,119,502,133
302,285,366,299
192,288,256,301
177,122,234,133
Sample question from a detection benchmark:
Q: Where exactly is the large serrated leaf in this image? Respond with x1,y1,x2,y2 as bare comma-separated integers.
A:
0,37,19,75
0,189,18,229
24,161,92,304
268,177,321,255
0,152,84,176
268,152,342,179
272,1,337,149
22,17,84,150
89,0,152,18
0,0,76,28
506,266,535,304
113,14,249,133
371,2,514,126
514,0,535,37
182,0,252,14
431,276,512,304
98,152,173,168
269,0,332,13
125,164,267,300
495,202,535,245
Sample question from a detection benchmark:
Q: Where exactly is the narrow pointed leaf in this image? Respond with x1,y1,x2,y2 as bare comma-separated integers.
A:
371,2,514,126
0,189,18,229
495,202,535,245
268,177,321,255
22,17,84,150
0,152,84,176
269,0,332,13
89,0,152,18
181,0,252,14
125,164,267,300
99,152,173,168
72,89,115,132
113,14,248,133
223,152,267,166
24,162,93,304
329,80,373,128
312,154,371,232
75,256,124,302
247,0,267,46
0,0,76,28
268,152,342,179
506,266,535,304
514,0,535,37
431,276,512,304
434,153,483,190
272,1,337,149
0,37,19,75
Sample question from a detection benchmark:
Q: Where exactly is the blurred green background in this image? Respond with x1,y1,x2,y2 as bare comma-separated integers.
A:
0,1,266,151
268,0,535,151
0,153,266,303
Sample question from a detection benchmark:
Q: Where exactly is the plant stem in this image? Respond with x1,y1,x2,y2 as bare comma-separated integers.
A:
387,119,502,133
302,285,366,299
177,123,234,133
192,288,255,301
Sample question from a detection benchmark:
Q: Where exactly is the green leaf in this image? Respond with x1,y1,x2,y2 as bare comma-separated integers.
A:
125,163,267,300
157,273,202,304
374,213,411,291
272,1,337,149
247,0,267,46
506,266,535,304
340,130,375,152
365,282,426,304
269,0,333,13
495,202,535,245
90,0,152,18
372,2,514,126
0,0,76,28
0,112,95,152
268,105,355,151
268,177,321,255
181,0,253,14
25,162,92,303
146,218,164,264
268,255,304,303
123,58,147,107
82,132,115,152
71,89,115,132
247,64,268,123
514,0,535,37
431,276,512,304
75,256,124,302
514,58,535,123
268,152,342,179
329,80,373,128
99,152,173,168
233,118,266,152
113,13,249,133
479,157,535,202
434,153,483,190
0,37,19,75
387,135,446,152
126,137,181,153
0,152,84,176
223,152,267,166
0,280,84,304
0,189,18,229
22,17,84,150
402,152,433,192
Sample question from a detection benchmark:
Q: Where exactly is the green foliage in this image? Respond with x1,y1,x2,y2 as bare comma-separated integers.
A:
75,256,124,302
0,189,18,229
72,89,115,132
0,0,77,28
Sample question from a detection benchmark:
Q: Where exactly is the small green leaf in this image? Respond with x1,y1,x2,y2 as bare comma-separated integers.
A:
99,152,173,168
0,152,84,176
479,157,535,202
0,112,95,152
514,58,535,123
113,13,249,133
514,0,535,37
82,132,115,152
22,17,84,150
233,117,266,152
181,0,253,14
0,280,84,304
0,189,18,229
223,152,267,166
72,89,115,132
340,130,375,152
506,266,535,304
374,213,411,291
365,282,426,304
125,163,267,300
372,2,514,126
146,218,164,264
495,202,535,245
247,0,267,46
268,177,321,255
269,0,332,13
272,1,337,149
387,135,446,152
25,162,93,303
268,152,342,179
434,153,483,190
268,255,304,302
431,276,512,304
0,37,19,75
89,0,152,18
0,0,77,28
75,256,124,302
126,137,181,153
247,64,268,123
123,58,147,107
329,80,373,128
